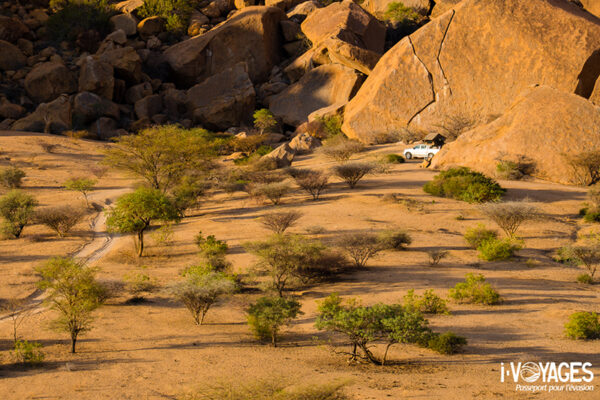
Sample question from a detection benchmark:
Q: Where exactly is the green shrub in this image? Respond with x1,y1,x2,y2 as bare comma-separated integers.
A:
403,289,450,315
13,340,45,365
383,2,422,23
0,190,38,239
0,166,26,188
377,229,412,250
316,115,343,139
423,167,505,203
320,136,364,161
577,273,594,284
495,160,524,180
477,238,523,261
123,269,158,302
565,312,600,340
254,109,278,134
47,0,114,42
138,0,197,35
427,332,467,355
382,154,405,164
449,273,502,305
247,296,303,346
464,224,498,249
582,208,600,223
194,232,230,271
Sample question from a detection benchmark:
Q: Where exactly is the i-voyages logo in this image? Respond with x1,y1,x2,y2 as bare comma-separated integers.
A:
501,362,595,393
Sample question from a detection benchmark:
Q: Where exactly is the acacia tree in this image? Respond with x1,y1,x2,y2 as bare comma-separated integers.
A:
479,201,539,237
168,265,236,325
36,257,105,353
0,190,37,238
106,187,181,256
64,177,97,208
253,109,277,134
104,125,215,192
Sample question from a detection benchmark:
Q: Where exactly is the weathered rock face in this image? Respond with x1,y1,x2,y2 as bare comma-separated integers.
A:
25,62,77,103
431,86,600,185
343,0,600,143
301,0,385,54
581,0,600,18
0,40,26,70
110,13,138,36
269,63,362,126
0,16,29,43
12,95,72,133
186,63,256,130
98,46,143,84
164,6,286,87
72,92,120,126
79,56,115,100
430,0,462,17
115,0,144,13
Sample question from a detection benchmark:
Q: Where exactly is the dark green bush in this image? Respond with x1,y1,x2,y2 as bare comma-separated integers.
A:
565,312,600,340
464,224,498,249
13,340,45,365
427,332,467,355
403,289,449,315
0,166,26,189
577,273,594,284
247,296,303,346
449,273,502,305
383,154,405,164
477,238,523,261
47,0,114,42
377,229,412,250
423,167,505,203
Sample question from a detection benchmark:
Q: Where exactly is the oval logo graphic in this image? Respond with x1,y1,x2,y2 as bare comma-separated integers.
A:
520,362,541,383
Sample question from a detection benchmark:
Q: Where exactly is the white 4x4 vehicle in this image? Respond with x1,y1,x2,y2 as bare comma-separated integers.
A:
403,144,441,160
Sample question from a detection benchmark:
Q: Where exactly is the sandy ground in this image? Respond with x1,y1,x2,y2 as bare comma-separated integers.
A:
0,132,599,399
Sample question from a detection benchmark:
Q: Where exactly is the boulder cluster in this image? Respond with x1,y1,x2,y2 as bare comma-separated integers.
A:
1,0,600,184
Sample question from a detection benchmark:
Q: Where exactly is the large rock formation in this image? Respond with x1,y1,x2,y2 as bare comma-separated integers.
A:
430,86,600,185
78,56,115,100
24,62,78,103
186,63,256,130
269,63,362,126
12,94,73,133
581,0,600,18
0,40,26,70
342,0,600,143
164,6,286,87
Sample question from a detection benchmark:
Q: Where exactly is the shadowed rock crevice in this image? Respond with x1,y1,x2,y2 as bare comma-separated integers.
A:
575,49,600,99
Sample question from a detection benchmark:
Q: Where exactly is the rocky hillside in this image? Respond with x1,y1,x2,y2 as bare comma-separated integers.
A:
1,0,599,183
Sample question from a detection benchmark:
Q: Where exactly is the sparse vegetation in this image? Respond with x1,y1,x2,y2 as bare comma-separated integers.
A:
253,182,291,205
292,169,329,200
107,187,181,257
47,0,114,43
449,273,502,305
423,167,505,203
0,190,37,239
464,224,498,249
382,154,405,164
64,177,97,208
12,340,45,366
260,211,303,234
434,112,478,142
479,201,539,237
194,232,230,271
427,249,449,266
565,150,600,186
477,237,523,261
35,205,85,237
320,136,365,162
383,2,422,24
245,234,344,296
428,332,467,355
138,0,198,35
254,109,278,134
332,162,375,189
168,265,236,325
36,257,105,353
0,166,26,189
247,296,303,346
562,243,600,283
124,268,159,302
377,229,412,250
403,289,450,315
496,160,526,180
337,232,383,267
315,115,343,139
564,312,600,340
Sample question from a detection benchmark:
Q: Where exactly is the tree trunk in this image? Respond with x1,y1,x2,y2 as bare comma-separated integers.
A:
382,342,394,366
71,335,77,353
359,344,382,365
271,330,277,347
137,230,145,257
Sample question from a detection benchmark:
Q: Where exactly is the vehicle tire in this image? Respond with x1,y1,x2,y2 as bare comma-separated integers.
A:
405,152,412,160
427,153,434,160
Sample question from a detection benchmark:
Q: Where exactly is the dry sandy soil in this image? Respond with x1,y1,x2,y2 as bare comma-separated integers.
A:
0,131,599,399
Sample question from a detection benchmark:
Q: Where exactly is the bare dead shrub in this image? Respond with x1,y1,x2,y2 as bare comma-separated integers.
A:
39,142,58,154
320,137,365,161
260,211,303,234
36,205,86,237
89,164,108,179
479,201,540,237
293,169,329,200
428,249,449,266
337,232,383,267
434,112,479,141
565,151,600,186
252,182,292,205
332,162,375,189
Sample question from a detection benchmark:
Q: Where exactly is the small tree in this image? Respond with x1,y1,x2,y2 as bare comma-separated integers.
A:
244,234,335,296
337,232,383,267
194,232,230,271
332,162,375,189
564,242,600,283
1,298,32,345
565,151,600,186
247,296,303,346
253,182,291,205
64,177,97,208
479,201,539,237
260,211,302,234
0,190,37,239
104,125,215,192
168,265,236,325
0,166,26,189
107,187,181,257
253,109,278,134
35,206,85,237
293,170,329,200
36,257,105,353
